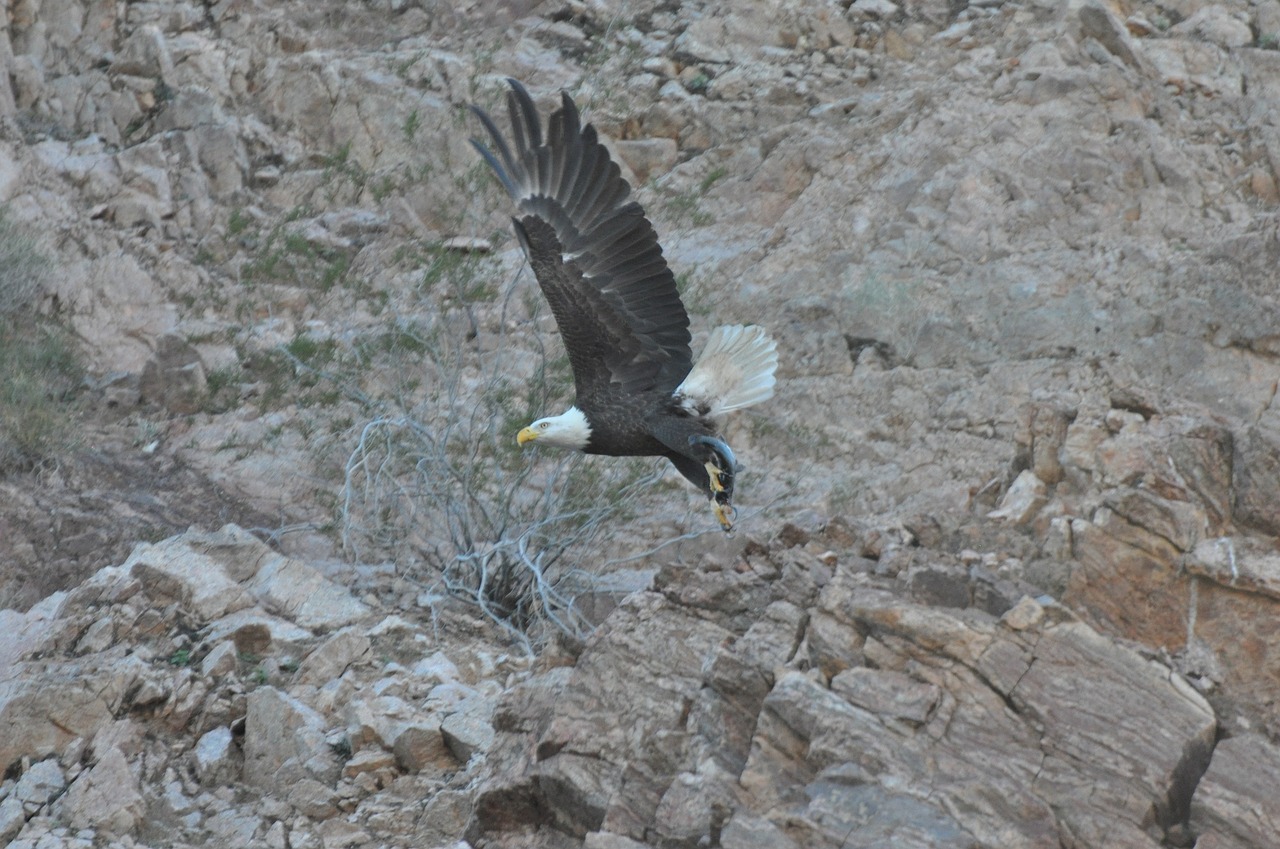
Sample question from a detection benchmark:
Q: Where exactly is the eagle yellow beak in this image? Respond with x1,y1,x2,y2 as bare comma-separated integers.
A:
516,426,537,446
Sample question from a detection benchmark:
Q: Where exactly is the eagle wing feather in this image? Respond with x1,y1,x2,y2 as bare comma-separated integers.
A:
471,79,692,401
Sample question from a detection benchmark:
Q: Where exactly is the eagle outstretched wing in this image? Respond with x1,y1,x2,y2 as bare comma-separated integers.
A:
470,78,692,399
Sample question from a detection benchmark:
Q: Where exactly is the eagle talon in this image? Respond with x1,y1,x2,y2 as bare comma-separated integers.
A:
705,460,728,494
711,499,737,533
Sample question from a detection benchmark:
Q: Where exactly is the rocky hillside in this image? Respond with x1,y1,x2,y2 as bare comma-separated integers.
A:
3,0,1280,847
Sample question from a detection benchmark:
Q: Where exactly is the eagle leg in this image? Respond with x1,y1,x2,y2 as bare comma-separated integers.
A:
690,435,739,532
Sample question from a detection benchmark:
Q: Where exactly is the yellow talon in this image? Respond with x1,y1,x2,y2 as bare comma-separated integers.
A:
705,460,726,494
712,499,736,533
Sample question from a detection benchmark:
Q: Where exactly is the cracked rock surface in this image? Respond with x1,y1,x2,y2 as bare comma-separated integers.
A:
472,534,1219,848
3,0,1280,846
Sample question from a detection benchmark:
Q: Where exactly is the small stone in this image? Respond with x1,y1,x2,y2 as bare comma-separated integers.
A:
1001,596,1045,631
15,759,66,809
341,749,397,779
201,641,238,677
1125,15,1155,36
441,236,491,252
194,727,237,785
440,696,496,764
57,746,144,835
294,628,371,686
987,470,1048,524
850,0,899,18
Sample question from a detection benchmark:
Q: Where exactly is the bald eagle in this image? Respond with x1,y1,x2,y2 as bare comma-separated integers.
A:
470,79,777,532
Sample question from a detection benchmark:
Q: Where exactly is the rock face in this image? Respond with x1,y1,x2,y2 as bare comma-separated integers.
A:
470,537,1219,848
3,0,1280,847
0,526,510,848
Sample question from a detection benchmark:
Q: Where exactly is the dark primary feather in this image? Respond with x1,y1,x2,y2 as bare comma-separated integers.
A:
469,79,692,404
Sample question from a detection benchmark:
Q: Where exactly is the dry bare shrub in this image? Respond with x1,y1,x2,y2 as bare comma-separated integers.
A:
337,258,677,650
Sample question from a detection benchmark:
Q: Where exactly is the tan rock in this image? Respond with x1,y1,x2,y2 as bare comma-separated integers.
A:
194,726,237,785
988,469,1048,523
440,694,496,763
294,627,371,685
345,694,452,772
57,746,144,835
247,554,370,631
1190,734,1280,848
202,607,314,656
125,536,254,621
614,138,678,184
243,686,338,788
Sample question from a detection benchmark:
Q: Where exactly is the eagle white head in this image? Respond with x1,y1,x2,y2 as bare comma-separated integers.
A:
516,406,592,451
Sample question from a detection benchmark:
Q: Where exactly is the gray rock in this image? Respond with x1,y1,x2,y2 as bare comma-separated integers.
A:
194,726,238,785
294,627,371,685
125,536,254,621
1076,0,1142,67
474,560,1215,848
829,668,940,726
56,746,144,835
201,640,239,678
987,469,1047,523
1171,6,1253,49
15,759,66,810
138,334,207,414
410,651,461,685
243,687,338,788
246,554,370,631
1233,424,1280,536
440,695,496,764
1190,733,1280,848
0,796,25,844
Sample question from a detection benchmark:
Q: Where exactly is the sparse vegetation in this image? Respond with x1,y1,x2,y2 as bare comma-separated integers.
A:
403,109,421,142
338,265,675,651
0,206,82,473
658,182,715,227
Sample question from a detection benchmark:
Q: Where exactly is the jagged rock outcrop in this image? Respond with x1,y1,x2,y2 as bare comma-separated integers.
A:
0,526,506,848
2,0,1280,846
470,529,1224,848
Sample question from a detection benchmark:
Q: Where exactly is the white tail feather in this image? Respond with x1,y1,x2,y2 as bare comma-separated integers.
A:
676,325,778,421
